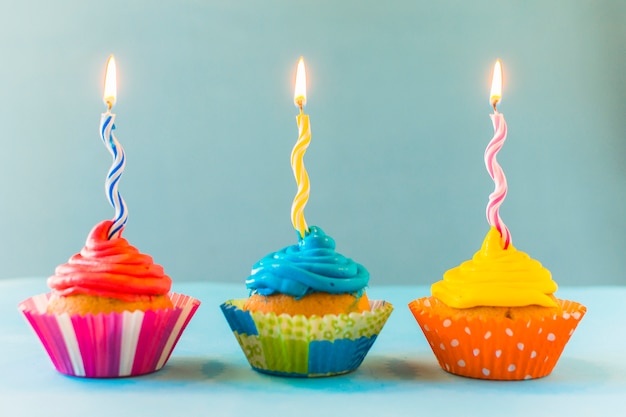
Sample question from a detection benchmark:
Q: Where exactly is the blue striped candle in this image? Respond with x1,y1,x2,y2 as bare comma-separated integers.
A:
99,55,127,240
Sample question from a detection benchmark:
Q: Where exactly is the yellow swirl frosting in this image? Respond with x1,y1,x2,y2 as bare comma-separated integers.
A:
431,227,558,308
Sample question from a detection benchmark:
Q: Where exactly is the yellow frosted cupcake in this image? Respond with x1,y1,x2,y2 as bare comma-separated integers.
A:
409,227,586,380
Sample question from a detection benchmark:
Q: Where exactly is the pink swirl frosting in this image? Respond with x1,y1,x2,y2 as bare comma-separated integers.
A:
47,220,172,301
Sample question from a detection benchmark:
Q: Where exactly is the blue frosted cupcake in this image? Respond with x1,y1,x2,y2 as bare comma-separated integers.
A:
221,226,393,377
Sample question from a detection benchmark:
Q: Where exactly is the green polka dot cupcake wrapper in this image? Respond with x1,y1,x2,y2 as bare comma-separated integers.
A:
220,299,393,377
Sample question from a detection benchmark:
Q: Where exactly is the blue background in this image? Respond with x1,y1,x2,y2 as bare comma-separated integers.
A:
0,0,624,286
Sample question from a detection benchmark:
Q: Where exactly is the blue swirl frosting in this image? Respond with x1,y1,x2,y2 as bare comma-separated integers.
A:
245,226,369,298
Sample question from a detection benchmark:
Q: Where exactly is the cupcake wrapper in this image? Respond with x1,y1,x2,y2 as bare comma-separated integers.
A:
408,297,586,380
19,293,200,378
221,299,393,377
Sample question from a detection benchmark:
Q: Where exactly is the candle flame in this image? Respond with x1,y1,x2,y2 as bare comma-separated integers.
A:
294,57,307,109
103,55,117,109
490,60,502,110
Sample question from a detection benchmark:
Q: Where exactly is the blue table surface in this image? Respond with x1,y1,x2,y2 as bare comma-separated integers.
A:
0,278,623,417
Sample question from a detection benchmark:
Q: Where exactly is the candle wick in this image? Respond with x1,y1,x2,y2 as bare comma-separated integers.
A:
490,96,501,113
106,101,113,112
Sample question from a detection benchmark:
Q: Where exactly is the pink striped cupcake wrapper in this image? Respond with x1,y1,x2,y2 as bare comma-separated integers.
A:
18,293,200,378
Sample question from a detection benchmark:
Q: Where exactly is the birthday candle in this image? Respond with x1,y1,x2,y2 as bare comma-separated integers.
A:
291,57,311,239
99,55,128,240
485,60,511,248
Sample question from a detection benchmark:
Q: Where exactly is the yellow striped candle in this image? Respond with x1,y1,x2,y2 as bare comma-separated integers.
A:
291,57,311,238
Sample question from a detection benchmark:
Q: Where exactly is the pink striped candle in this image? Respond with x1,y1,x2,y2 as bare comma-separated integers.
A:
484,60,511,249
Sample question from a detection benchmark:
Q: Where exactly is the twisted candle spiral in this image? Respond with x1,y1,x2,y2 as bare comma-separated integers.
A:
291,113,311,238
99,112,128,240
484,112,511,248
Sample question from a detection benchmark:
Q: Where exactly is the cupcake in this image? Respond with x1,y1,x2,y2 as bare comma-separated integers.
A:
19,220,200,378
221,226,393,377
409,227,586,380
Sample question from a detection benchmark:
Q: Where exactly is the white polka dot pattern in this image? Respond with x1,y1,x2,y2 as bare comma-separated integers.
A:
408,296,587,380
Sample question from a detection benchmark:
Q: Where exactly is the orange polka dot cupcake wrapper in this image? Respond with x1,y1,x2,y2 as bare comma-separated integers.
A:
408,297,586,380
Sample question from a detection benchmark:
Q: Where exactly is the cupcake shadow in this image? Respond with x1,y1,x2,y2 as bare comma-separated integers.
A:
148,356,226,382
360,354,447,381
255,354,448,393
139,353,609,396
523,356,613,394
365,354,609,394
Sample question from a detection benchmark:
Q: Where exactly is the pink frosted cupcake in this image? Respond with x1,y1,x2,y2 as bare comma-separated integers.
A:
19,220,200,378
